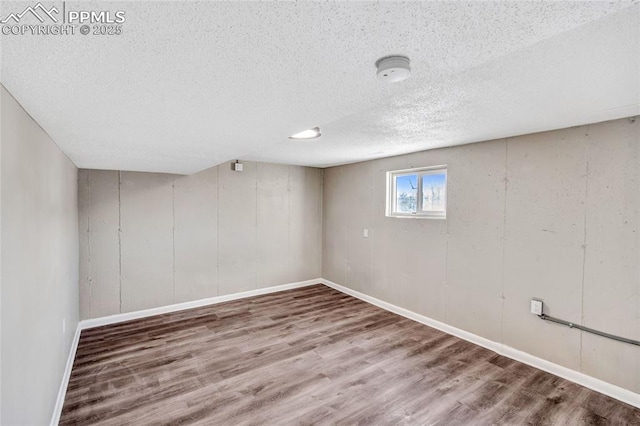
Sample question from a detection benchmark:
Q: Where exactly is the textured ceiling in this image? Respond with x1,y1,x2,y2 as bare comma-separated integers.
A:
1,1,639,174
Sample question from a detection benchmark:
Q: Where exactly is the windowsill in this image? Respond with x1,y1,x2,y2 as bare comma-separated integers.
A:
386,214,446,220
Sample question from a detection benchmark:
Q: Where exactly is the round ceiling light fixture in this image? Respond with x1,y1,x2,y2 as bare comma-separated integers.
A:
289,127,321,140
376,55,411,83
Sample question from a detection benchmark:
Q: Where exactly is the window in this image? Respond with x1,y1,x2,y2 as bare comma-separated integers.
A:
386,165,447,219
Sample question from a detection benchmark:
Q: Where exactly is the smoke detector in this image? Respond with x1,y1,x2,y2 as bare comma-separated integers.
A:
376,56,411,83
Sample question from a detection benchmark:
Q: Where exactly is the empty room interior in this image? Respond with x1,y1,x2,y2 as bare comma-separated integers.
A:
1,1,640,425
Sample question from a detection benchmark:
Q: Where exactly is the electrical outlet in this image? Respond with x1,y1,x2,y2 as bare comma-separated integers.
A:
530,299,543,316
363,229,369,238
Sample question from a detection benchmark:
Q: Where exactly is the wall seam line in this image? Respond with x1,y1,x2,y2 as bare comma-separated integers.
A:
87,170,93,319
320,168,323,277
255,163,258,290
444,166,450,323
216,166,220,297
287,166,291,283
501,138,509,346
369,164,374,296
579,126,591,372
118,171,122,313
172,178,176,304
320,168,325,278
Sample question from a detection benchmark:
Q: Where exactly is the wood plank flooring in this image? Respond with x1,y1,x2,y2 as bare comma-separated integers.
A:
60,284,640,425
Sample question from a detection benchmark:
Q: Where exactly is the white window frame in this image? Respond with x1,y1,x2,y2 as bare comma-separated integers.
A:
386,165,447,219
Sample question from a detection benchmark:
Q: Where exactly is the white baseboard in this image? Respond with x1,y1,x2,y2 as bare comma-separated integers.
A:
50,322,82,426
80,279,321,330
320,278,640,409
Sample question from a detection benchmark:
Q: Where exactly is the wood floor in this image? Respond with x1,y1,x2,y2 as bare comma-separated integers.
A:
61,284,640,425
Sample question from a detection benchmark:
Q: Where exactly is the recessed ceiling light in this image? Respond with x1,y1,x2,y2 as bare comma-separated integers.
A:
289,127,321,139
376,55,411,83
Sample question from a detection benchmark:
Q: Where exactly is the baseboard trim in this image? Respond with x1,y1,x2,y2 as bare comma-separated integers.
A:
320,279,640,409
50,322,82,426
81,278,321,330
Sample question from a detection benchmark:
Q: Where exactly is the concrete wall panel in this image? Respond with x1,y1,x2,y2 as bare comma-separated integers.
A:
502,127,587,371
120,172,175,312
78,169,91,320
582,118,640,392
445,140,506,342
322,166,348,285
87,170,121,317
288,166,323,282
174,167,219,303
257,163,289,287
218,161,258,294
344,161,374,294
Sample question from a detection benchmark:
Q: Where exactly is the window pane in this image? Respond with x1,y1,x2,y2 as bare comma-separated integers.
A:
395,174,417,213
422,173,446,212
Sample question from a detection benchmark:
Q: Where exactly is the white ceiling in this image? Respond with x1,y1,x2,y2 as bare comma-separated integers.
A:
1,1,639,174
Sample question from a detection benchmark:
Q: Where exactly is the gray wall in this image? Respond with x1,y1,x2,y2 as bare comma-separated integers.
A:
78,162,323,319
323,116,639,394
1,86,79,425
